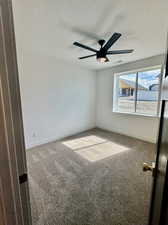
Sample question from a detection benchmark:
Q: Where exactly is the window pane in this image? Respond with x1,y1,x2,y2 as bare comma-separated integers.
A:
136,69,160,115
115,73,136,113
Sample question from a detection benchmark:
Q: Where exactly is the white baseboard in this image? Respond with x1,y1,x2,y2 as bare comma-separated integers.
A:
96,125,157,144
26,126,96,150
26,136,60,149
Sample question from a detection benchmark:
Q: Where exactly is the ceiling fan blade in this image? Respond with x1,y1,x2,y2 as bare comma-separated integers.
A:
107,49,134,55
79,54,96,59
73,42,97,53
102,33,122,51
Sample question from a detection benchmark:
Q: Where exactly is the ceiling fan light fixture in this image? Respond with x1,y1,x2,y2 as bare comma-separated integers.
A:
97,56,108,63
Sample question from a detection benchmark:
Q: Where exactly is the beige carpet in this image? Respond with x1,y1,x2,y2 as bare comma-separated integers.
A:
27,128,155,225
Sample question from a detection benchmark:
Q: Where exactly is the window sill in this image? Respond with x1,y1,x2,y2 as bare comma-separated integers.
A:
112,110,160,118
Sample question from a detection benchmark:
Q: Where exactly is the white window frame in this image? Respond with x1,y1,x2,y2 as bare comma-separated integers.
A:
113,65,163,117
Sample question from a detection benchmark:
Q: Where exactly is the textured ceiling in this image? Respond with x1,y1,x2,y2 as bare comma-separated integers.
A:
13,0,168,70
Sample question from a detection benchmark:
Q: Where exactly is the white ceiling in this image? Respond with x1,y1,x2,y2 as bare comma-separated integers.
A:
13,0,168,70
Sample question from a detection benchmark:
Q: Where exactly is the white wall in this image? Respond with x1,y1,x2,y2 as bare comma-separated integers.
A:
12,0,97,149
12,0,164,147
17,53,96,149
96,55,165,143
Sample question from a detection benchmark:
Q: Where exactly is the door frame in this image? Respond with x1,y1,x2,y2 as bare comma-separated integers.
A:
148,44,168,225
0,0,32,224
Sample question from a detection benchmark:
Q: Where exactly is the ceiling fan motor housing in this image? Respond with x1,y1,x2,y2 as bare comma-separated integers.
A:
97,49,107,59
98,39,106,47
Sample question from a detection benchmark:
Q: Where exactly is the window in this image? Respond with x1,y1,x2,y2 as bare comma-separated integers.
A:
113,67,162,116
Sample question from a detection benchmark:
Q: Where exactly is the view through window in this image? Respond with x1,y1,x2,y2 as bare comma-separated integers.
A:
113,67,161,116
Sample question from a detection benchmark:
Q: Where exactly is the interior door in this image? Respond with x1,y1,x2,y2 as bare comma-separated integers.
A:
147,47,168,224
0,0,31,224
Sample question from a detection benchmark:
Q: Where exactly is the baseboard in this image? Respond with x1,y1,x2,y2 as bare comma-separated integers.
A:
26,136,61,150
26,124,156,150
95,126,157,144
26,126,96,150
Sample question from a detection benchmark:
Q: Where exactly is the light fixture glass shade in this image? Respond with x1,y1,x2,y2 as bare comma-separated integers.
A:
97,57,108,63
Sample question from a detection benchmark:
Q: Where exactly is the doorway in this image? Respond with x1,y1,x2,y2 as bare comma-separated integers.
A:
9,0,168,225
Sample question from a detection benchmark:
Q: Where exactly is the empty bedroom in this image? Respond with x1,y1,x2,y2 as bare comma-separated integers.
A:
11,0,168,224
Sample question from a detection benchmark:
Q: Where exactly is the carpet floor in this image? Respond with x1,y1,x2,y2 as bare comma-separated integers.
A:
27,128,155,225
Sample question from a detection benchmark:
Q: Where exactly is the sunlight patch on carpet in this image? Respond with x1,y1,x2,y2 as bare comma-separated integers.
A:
76,142,130,162
62,135,106,150
63,136,130,162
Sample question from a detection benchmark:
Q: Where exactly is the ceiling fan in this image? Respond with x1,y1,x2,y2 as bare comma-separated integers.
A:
73,33,134,63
